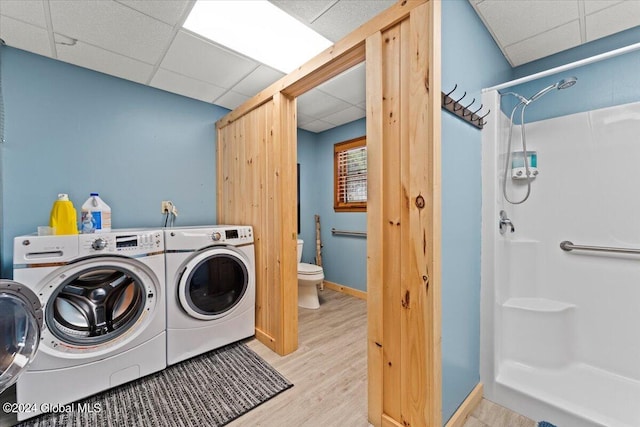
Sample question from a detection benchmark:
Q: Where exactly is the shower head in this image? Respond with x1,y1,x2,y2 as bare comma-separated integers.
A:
529,76,578,102
557,77,577,89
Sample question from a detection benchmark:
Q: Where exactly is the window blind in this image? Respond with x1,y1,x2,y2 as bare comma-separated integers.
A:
337,145,367,204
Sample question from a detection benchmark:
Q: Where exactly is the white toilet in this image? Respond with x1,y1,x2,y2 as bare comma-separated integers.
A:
297,239,324,309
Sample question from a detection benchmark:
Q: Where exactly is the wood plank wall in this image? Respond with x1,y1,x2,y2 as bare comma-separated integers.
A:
366,2,442,426
217,95,298,355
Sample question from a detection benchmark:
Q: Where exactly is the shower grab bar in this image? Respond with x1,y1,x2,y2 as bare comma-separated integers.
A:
331,228,367,238
560,240,640,255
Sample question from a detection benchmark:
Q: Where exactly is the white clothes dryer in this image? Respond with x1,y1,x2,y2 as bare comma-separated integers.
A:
164,225,255,366
11,229,166,420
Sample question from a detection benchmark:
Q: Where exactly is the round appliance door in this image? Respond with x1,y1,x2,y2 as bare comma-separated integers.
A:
0,280,43,394
37,257,160,356
178,247,250,320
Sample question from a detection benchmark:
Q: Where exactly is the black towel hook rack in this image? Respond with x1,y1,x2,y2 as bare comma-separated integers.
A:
441,85,490,129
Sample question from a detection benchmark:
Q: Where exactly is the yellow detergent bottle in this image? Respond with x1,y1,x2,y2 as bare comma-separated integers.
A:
49,193,78,235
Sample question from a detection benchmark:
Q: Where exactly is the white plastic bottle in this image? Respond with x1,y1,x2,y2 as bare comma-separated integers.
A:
80,193,111,233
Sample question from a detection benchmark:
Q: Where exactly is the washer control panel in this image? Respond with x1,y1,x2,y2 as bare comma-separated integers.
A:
213,226,253,244
79,230,164,255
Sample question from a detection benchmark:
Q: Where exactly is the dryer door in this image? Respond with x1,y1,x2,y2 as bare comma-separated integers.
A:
178,247,249,320
0,280,42,394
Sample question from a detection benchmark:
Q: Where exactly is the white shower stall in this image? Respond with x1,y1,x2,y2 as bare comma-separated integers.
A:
481,85,640,427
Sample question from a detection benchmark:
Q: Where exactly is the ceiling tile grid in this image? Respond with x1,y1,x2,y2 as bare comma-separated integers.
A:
0,15,51,57
314,62,365,103
583,0,624,15
160,30,258,89
504,20,582,67
213,91,251,111
475,0,579,47
322,105,366,127
0,0,47,28
231,65,286,97
56,38,156,84
114,0,192,26
585,1,640,42
470,0,640,67
270,0,336,26
300,119,335,133
307,0,395,41
297,88,351,118
150,68,227,103
48,0,175,65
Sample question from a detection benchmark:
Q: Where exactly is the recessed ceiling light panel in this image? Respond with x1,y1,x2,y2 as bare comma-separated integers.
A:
183,0,332,73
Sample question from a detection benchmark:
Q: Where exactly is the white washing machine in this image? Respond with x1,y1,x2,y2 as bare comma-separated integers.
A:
11,229,166,420
164,225,255,366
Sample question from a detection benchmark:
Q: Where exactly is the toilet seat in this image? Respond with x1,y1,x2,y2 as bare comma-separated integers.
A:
298,262,323,275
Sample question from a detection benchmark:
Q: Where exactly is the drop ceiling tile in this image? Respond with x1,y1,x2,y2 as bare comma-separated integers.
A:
150,68,227,103
585,1,640,42
269,0,336,24
297,112,314,126
583,0,624,15
0,0,46,28
0,16,51,56
161,30,258,89
214,91,250,111
300,119,334,133
231,65,285,97
115,0,192,26
297,89,351,119
477,0,579,47
322,106,366,126
56,36,155,84
49,0,174,64
316,62,365,104
504,20,582,67
311,0,395,42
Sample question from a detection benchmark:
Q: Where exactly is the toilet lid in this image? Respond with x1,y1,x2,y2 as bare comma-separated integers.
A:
298,263,323,275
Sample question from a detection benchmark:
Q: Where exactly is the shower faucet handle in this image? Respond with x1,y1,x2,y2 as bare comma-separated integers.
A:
499,210,515,235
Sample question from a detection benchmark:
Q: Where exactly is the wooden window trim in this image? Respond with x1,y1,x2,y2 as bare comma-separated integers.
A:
334,136,367,212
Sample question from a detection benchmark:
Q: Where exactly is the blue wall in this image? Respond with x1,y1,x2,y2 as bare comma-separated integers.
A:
297,128,319,263
0,46,228,275
314,119,367,292
297,119,367,292
441,0,513,423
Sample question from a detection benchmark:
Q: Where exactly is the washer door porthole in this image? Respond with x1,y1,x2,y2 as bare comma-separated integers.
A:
45,267,146,346
179,249,249,320
0,280,42,394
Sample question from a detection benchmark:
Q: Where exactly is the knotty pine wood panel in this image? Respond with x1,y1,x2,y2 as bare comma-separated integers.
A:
217,98,298,355
366,1,441,426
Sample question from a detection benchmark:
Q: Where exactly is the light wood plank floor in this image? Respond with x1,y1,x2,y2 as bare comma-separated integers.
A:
229,288,369,427
464,399,537,427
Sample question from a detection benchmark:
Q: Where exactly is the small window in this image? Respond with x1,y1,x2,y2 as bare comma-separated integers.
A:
334,136,367,212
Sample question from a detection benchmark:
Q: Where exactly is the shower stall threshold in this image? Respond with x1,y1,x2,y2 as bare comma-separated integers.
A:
496,360,640,427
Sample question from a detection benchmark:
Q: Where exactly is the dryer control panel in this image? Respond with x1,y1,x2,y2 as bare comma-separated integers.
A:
164,225,253,251
79,230,164,255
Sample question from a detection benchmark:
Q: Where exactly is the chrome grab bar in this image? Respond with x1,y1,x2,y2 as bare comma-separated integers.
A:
331,228,367,238
560,240,640,255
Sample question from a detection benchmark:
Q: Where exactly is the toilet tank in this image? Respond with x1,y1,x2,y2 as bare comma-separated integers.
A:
297,239,303,263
